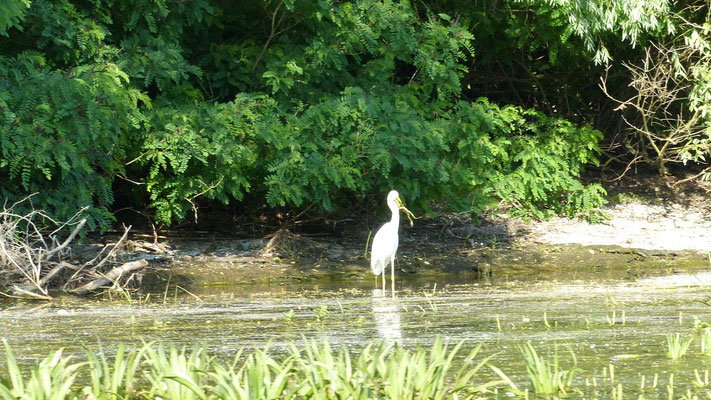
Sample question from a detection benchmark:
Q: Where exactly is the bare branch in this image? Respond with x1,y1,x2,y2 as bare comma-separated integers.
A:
600,36,711,176
71,259,148,295
42,218,86,262
0,199,146,299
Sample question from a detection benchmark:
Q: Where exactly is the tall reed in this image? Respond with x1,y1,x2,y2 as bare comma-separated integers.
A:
521,342,576,395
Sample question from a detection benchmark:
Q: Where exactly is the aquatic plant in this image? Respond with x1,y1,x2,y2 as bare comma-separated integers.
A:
0,338,509,399
6,337,711,399
289,336,503,399
521,342,577,395
141,343,211,400
666,333,693,360
312,305,329,321
82,343,143,400
0,339,82,400
693,369,711,388
701,328,711,356
209,348,295,400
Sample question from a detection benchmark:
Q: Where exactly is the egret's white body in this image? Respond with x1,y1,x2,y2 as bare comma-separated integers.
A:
370,190,403,292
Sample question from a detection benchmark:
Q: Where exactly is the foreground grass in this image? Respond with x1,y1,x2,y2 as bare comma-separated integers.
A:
2,336,711,399
0,337,508,400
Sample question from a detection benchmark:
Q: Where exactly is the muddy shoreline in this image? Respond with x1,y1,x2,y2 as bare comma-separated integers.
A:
106,195,711,290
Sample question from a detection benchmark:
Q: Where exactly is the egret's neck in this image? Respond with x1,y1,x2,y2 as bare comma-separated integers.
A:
389,201,400,226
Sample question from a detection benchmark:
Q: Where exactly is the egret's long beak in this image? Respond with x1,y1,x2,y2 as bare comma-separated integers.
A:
395,197,418,227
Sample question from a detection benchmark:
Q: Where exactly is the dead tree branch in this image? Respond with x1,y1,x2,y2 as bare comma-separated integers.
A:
71,259,149,295
600,16,711,178
0,197,147,299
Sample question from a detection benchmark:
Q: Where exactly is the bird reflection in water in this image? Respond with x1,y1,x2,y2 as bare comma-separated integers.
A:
371,288,402,343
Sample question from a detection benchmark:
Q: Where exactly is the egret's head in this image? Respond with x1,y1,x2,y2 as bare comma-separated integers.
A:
387,190,417,226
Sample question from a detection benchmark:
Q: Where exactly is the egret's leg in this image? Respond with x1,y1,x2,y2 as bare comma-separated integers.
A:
375,272,378,288
382,268,385,291
391,257,395,296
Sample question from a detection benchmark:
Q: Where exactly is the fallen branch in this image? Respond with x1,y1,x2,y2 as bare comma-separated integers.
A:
0,198,146,298
71,259,148,295
84,225,131,272
671,166,711,187
38,261,78,288
41,218,86,262
10,284,53,300
261,228,293,256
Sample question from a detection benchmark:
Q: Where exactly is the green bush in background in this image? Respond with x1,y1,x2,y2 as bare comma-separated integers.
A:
4,0,688,230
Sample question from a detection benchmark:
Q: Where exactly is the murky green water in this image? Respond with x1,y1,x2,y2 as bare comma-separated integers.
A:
3,261,711,397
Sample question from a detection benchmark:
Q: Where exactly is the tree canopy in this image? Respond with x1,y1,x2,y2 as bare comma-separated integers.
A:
1,0,708,231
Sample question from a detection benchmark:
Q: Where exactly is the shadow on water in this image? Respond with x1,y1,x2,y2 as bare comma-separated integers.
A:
2,255,711,394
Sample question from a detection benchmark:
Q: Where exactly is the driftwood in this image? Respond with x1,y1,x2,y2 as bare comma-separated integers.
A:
261,228,293,256
42,218,86,262
10,284,53,300
0,196,148,299
61,226,132,292
71,259,148,295
38,261,78,288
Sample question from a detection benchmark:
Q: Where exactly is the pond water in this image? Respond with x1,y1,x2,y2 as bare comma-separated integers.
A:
2,259,711,397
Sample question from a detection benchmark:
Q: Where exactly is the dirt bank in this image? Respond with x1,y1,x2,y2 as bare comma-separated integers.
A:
128,202,710,288
528,201,711,252
110,171,711,287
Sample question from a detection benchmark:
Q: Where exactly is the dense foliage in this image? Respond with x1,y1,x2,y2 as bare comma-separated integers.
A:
1,0,702,230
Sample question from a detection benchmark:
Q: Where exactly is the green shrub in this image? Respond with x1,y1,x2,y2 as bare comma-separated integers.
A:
134,95,267,225
0,50,147,230
0,0,609,230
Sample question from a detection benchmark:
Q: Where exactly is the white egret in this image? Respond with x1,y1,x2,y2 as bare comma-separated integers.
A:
370,190,416,293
